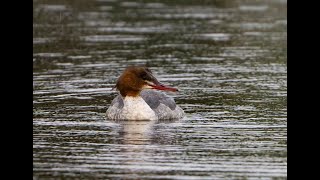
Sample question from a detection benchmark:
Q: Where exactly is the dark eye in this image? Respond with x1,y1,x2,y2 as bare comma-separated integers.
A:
141,73,148,80
145,68,152,73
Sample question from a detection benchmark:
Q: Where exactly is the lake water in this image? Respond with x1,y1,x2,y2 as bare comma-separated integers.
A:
33,0,287,179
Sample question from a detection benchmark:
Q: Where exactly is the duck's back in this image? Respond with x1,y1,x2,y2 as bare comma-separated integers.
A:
108,90,184,120
141,90,184,120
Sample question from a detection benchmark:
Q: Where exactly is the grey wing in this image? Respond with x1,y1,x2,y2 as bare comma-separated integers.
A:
141,90,184,120
106,94,124,120
140,90,176,110
110,94,124,109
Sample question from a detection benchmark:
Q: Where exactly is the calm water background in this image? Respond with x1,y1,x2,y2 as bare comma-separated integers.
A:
33,0,287,179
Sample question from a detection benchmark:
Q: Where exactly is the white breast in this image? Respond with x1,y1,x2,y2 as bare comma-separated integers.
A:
107,96,158,120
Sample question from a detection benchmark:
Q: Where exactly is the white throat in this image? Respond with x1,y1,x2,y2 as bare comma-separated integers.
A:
121,96,157,120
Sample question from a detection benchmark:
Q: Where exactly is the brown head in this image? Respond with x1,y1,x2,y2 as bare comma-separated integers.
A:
115,66,178,97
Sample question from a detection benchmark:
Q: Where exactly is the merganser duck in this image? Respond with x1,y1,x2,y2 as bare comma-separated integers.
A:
106,66,184,120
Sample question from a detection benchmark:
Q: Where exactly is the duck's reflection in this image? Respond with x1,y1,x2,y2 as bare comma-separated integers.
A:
114,119,180,145
115,120,155,145
109,119,180,175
